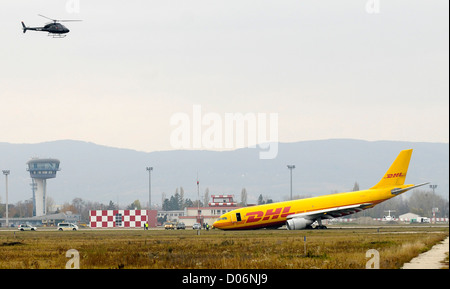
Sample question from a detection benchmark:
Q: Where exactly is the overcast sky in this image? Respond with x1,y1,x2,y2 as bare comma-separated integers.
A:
0,0,448,153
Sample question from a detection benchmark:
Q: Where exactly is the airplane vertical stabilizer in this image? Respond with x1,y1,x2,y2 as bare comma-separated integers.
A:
371,149,413,189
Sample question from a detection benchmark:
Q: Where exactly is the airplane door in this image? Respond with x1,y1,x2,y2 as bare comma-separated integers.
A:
231,212,241,223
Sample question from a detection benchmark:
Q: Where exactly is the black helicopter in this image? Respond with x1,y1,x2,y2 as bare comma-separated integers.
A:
21,14,81,38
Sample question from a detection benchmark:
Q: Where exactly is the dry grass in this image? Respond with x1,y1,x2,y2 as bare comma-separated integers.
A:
0,227,447,269
441,252,449,269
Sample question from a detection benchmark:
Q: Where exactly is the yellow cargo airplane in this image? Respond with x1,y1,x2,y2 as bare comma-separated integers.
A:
213,149,428,230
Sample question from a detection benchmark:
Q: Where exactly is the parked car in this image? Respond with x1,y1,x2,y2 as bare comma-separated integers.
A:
18,224,37,231
192,223,201,230
164,222,175,230
57,223,78,231
176,222,186,230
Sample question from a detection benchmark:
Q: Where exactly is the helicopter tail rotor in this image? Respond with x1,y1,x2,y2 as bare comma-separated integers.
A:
21,21,27,33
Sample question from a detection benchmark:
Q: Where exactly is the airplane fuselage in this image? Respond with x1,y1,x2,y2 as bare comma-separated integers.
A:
213,185,410,230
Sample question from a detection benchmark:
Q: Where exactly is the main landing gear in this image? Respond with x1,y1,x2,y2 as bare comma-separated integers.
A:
314,219,328,230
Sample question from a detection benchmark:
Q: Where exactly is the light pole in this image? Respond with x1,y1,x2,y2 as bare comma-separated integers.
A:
287,165,295,200
146,167,153,210
429,184,437,224
197,173,200,223
3,170,10,228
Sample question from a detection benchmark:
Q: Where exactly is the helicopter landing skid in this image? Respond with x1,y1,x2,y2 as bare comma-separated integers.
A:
48,33,66,38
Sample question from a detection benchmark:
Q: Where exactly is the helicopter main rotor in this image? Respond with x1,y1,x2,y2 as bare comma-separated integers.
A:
38,14,82,23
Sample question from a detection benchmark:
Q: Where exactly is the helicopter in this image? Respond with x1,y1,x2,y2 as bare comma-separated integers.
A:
21,14,81,38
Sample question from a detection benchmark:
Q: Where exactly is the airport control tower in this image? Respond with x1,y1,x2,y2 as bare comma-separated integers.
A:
27,158,60,216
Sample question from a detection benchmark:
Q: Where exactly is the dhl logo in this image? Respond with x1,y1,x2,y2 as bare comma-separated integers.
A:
384,172,404,179
245,206,294,223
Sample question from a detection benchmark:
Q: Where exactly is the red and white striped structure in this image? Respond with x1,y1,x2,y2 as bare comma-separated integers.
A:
208,195,237,207
89,210,157,228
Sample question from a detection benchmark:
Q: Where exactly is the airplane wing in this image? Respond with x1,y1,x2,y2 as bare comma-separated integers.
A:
286,203,373,221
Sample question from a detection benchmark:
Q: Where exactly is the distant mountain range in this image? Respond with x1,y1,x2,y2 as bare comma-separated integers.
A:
0,139,448,207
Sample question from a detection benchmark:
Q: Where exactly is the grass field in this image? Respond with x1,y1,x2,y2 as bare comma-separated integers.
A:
0,226,448,269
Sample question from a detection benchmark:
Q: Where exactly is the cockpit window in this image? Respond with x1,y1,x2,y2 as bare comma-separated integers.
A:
217,217,227,221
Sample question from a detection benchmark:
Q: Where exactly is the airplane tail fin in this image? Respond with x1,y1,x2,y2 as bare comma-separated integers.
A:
371,149,413,189
22,21,27,33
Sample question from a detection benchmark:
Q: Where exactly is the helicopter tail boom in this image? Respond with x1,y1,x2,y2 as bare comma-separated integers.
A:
21,21,41,33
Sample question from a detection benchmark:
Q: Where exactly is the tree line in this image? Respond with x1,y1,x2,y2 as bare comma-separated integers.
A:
354,190,449,219
1,188,448,223
158,186,449,219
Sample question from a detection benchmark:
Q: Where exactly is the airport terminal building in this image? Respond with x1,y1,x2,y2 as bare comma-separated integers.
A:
156,195,242,227
179,195,241,227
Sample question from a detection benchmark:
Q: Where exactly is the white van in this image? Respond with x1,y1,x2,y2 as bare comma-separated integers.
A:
57,223,78,231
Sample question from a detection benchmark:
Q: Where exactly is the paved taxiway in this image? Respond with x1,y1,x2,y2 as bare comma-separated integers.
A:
402,236,449,269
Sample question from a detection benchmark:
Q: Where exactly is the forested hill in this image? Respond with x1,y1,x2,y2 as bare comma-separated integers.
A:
0,139,448,206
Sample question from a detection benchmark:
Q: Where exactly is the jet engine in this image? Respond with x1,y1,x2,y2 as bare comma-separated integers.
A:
286,218,314,230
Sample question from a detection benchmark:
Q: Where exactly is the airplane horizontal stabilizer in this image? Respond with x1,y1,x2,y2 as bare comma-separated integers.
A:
390,182,429,195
